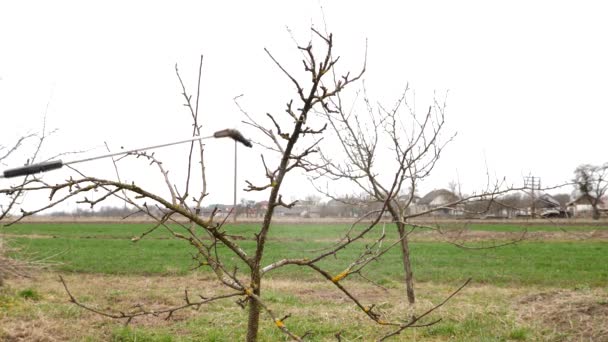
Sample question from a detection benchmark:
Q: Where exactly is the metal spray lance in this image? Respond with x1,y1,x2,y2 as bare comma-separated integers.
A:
0,129,252,178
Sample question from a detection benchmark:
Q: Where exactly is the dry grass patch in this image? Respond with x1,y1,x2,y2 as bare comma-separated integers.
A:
0,273,223,341
517,288,608,341
1,272,602,341
410,229,608,243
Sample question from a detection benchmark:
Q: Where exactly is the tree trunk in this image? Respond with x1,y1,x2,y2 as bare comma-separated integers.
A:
397,223,415,304
0,238,4,287
246,271,261,342
592,205,601,220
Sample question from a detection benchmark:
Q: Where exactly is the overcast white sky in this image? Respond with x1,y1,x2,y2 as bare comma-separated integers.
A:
1,1,607,210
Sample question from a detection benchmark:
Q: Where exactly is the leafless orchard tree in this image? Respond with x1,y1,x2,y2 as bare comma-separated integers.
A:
308,72,527,304
1,30,476,340
0,134,35,285
0,117,59,285
573,163,608,220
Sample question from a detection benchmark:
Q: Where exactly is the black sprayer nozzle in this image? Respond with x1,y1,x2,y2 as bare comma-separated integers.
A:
2,160,64,178
213,129,252,148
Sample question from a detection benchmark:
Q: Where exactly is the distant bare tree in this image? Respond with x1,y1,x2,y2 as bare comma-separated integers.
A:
303,194,322,205
448,180,459,195
573,163,608,220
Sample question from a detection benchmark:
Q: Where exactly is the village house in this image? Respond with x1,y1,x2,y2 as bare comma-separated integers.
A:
417,189,462,216
567,195,608,217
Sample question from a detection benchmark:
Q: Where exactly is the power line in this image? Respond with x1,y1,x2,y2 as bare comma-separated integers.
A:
524,175,541,218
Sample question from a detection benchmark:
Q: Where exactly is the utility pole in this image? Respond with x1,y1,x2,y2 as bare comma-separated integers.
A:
524,176,541,218
233,140,237,223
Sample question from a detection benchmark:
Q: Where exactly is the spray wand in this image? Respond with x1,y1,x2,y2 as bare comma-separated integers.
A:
0,128,251,179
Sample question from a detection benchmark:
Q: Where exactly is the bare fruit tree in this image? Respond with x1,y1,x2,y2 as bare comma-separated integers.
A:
0,117,57,284
573,163,608,220
1,30,473,340
0,134,34,285
309,85,450,304
310,79,523,304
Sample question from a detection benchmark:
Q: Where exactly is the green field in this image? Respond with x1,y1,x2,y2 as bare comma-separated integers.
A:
3,221,607,238
2,222,607,341
5,222,608,286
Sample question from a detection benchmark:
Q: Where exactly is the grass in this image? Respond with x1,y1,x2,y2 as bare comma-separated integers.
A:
457,222,608,232
2,222,607,340
7,235,608,287
3,221,607,239
0,273,560,341
17,288,41,301
3,272,604,341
